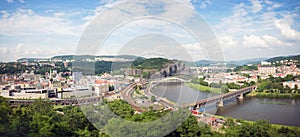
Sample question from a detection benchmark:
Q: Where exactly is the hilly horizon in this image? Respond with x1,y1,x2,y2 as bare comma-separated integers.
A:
15,54,300,66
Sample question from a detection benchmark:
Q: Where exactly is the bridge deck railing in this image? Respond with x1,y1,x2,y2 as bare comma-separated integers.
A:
182,86,255,108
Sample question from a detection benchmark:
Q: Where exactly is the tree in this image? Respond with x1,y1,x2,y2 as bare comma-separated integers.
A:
294,84,298,93
142,72,149,78
257,81,271,92
9,106,31,137
284,85,292,93
0,97,12,135
28,113,56,136
107,100,134,119
173,115,217,137
175,115,201,137
226,82,241,89
224,118,235,127
108,84,114,91
151,96,156,102
26,99,60,136
278,127,300,137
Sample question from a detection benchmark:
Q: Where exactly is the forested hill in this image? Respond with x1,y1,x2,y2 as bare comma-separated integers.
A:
131,57,173,70
51,55,74,60
17,58,49,62
17,55,140,62
267,55,300,62
52,55,140,61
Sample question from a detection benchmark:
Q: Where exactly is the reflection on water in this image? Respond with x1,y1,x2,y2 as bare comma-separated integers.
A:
151,84,300,127
151,84,218,105
216,98,300,127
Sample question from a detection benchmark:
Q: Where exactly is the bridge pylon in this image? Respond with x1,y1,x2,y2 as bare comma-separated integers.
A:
218,98,224,107
238,93,243,100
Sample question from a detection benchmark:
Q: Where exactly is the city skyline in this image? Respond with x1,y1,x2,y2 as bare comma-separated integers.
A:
0,0,300,62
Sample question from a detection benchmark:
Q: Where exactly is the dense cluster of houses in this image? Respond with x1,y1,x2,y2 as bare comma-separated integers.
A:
191,60,300,88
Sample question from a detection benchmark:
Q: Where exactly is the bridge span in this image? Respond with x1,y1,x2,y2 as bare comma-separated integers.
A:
183,86,257,111
150,77,189,85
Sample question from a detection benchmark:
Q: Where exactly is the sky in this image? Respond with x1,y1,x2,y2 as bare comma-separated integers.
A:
0,0,299,62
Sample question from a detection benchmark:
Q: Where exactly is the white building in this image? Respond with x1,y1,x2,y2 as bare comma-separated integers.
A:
258,65,276,76
282,81,300,89
261,61,271,66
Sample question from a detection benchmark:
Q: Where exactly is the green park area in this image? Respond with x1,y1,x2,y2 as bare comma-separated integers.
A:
186,83,222,94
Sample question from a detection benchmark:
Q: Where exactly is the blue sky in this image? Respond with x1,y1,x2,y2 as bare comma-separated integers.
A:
0,0,299,62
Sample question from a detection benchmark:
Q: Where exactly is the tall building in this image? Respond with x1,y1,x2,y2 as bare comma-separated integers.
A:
258,65,276,76
121,68,142,76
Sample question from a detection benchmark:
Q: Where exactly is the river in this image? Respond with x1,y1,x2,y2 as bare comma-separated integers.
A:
151,84,300,127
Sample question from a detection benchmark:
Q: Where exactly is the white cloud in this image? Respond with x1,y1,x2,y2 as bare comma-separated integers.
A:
262,35,284,46
0,47,9,54
0,9,77,36
6,0,24,3
249,0,263,13
53,12,65,17
264,0,273,5
212,1,300,60
183,43,203,51
216,1,299,45
82,0,120,28
274,20,300,40
16,43,24,55
266,3,282,11
243,34,267,48
233,3,248,17
219,36,238,48
0,43,70,62
0,11,10,18
243,34,285,48
0,8,79,62
200,0,212,9
216,3,257,35
182,43,208,60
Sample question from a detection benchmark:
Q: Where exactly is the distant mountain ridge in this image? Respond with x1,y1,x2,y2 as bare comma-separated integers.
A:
266,55,300,62
195,58,267,66
228,58,268,66
16,54,300,65
17,55,141,62
195,55,300,66
17,58,49,62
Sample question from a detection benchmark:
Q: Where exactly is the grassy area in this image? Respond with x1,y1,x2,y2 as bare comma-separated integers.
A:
53,105,65,110
186,83,222,94
259,101,289,105
246,91,300,99
160,97,176,105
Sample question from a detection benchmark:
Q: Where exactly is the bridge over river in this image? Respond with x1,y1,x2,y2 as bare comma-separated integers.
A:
148,78,257,111
183,86,257,111
150,77,190,85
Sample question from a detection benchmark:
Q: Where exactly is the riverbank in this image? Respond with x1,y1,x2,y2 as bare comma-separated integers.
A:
246,91,300,99
186,83,222,94
206,113,300,131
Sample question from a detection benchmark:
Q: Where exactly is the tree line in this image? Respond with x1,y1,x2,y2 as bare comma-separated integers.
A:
1,97,299,136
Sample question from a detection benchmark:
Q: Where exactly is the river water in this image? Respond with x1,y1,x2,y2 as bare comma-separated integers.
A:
151,84,300,127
